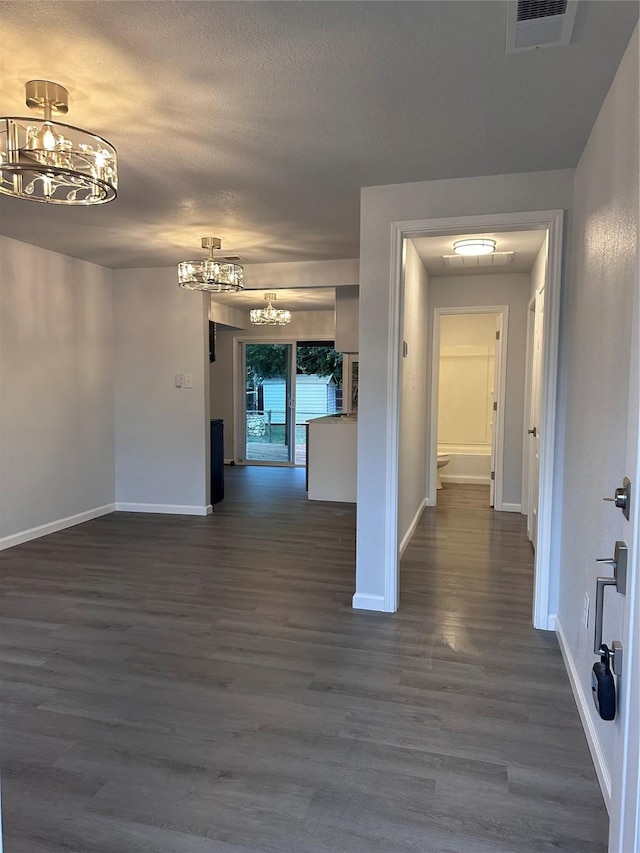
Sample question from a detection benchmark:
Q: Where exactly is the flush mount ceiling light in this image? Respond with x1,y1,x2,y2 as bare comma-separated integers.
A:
453,238,497,256
250,293,291,326
178,237,244,292
0,79,117,204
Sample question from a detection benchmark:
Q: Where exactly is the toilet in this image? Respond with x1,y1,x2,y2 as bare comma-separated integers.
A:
437,453,451,489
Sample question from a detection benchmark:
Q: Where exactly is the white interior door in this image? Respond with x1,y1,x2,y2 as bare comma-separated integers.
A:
528,287,545,549
489,316,501,508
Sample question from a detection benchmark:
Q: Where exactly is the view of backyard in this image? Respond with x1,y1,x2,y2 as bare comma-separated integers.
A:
245,343,343,464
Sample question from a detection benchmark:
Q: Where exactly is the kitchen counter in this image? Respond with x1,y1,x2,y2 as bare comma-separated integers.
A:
307,415,357,502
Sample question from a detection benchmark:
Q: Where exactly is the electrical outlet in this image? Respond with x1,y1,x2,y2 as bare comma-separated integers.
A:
583,592,590,629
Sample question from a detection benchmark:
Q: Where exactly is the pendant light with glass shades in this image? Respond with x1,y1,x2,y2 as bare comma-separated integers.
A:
0,79,117,204
250,293,291,326
178,237,244,292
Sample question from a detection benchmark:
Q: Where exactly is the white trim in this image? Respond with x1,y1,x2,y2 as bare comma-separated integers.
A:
0,503,115,551
429,305,509,510
379,210,564,627
115,502,212,516
441,475,491,485
352,593,387,612
382,228,405,612
556,617,612,812
224,458,235,465
500,502,522,513
521,295,536,517
399,499,426,557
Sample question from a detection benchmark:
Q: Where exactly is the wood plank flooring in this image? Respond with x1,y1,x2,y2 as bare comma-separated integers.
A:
0,470,607,852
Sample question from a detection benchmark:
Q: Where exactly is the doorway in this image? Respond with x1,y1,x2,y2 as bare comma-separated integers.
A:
431,307,507,510
363,209,563,627
237,340,343,467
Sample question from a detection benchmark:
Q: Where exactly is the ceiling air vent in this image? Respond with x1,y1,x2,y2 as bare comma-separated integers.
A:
442,252,515,269
507,0,578,53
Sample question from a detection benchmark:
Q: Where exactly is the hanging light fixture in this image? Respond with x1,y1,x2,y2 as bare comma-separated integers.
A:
0,80,117,204
453,238,496,256
250,293,291,326
178,237,244,292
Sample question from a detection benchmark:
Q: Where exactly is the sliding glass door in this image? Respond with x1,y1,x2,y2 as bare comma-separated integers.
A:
239,339,344,466
243,343,295,464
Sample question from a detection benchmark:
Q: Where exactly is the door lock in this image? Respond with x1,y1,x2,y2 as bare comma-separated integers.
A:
603,476,631,521
528,427,537,437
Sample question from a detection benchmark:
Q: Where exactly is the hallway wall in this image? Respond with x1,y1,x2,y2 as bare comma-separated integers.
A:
398,240,428,550
0,237,115,547
113,268,210,513
556,26,639,810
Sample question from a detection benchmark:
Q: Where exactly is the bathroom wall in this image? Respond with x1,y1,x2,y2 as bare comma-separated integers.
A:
438,312,497,485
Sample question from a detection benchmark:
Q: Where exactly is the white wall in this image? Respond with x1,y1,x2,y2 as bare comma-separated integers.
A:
0,237,115,547
113,269,210,513
355,168,574,609
210,310,336,459
429,274,529,506
398,241,428,552
555,27,639,812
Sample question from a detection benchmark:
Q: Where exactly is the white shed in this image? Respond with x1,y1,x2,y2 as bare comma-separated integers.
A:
262,375,338,424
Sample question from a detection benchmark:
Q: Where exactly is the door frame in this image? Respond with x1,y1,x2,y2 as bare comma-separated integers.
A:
429,305,508,510
233,338,297,467
385,209,563,628
521,295,536,522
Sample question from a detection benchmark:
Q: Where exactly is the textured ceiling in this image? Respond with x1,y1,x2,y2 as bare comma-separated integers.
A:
1,1,637,268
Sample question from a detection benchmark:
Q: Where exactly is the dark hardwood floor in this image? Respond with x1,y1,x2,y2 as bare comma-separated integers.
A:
0,470,607,852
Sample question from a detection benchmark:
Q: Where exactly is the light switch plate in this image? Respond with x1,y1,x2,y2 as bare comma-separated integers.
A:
183,373,194,389
175,373,183,388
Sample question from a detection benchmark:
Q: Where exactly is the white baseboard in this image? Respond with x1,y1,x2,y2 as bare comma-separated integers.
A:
224,458,235,465
352,593,387,612
0,503,115,551
556,616,611,812
500,502,522,513
115,503,212,516
441,475,490,485
546,612,557,631
399,499,427,557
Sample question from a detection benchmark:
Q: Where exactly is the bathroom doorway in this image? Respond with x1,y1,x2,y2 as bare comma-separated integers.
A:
431,306,508,509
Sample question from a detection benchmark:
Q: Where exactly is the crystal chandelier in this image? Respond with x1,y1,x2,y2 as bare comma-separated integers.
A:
0,80,117,204
250,293,291,325
178,237,244,292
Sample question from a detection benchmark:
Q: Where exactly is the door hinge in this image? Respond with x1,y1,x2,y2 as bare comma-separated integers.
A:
496,330,500,340
491,471,495,481
493,401,497,411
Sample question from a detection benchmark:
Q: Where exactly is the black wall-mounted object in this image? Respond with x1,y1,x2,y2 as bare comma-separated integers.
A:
209,321,216,363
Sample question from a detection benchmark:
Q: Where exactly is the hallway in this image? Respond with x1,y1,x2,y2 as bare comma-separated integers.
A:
0,470,607,852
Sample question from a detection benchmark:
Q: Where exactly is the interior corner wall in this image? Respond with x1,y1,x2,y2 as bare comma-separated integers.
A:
398,241,428,551
555,26,639,805
113,268,210,512
428,273,530,506
210,310,336,460
0,236,115,547
356,168,575,609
